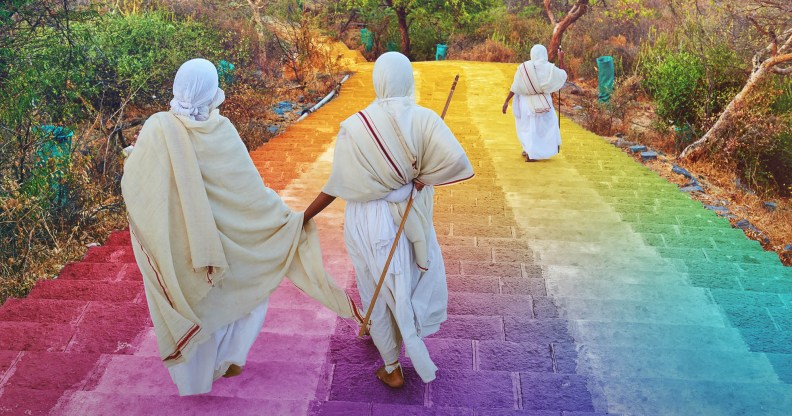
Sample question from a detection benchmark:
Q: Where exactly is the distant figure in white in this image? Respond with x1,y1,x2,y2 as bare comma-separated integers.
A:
303,52,474,388
121,58,360,396
502,45,567,162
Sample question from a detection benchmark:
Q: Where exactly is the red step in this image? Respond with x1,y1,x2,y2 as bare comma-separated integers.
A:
82,246,136,263
0,298,87,324
27,280,141,302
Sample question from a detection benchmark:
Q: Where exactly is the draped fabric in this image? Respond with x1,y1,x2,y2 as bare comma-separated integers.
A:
122,110,357,369
510,45,567,113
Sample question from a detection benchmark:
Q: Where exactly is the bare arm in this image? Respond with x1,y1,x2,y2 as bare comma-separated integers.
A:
502,91,515,114
303,192,336,226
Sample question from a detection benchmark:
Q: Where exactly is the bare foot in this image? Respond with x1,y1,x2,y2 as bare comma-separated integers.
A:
376,365,404,388
223,364,244,378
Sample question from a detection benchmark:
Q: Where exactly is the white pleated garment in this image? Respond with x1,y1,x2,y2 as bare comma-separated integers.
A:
168,299,269,396
512,96,561,160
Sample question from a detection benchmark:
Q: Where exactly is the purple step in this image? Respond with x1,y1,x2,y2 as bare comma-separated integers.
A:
0,322,74,352
82,245,136,263
309,400,371,416
430,368,516,409
520,372,595,412
447,293,533,316
504,318,574,344
0,298,87,324
27,280,141,302
372,404,475,415
477,341,553,372
328,362,425,405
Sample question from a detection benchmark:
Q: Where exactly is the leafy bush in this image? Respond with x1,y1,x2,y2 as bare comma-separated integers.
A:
641,51,703,127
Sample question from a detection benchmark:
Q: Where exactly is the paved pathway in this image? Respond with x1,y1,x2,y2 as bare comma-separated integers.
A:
1,61,792,415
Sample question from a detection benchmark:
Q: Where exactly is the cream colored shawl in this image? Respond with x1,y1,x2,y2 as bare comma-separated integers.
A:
511,45,567,113
323,103,473,270
122,111,357,367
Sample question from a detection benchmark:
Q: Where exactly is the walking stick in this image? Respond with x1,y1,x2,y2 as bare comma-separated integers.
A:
357,77,458,338
441,74,459,119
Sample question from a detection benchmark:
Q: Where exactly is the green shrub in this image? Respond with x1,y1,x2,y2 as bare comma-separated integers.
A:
641,51,703,128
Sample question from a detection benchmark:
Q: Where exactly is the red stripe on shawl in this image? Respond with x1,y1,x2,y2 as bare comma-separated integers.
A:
357,111,406,182
130,226,174,308
164,324,201,361
521,63,552,109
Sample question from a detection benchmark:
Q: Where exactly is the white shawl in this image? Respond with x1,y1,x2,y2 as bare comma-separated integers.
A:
122,111,357,367
323,53,473,270
511,45,567,113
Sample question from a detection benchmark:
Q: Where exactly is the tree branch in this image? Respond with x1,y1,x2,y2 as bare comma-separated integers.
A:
543,0,557,26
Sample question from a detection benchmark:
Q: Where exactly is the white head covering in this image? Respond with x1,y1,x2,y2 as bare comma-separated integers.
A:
372,52,416,150
528,45,566,93
170,58,226,121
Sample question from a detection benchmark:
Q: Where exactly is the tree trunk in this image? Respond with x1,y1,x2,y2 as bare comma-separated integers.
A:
395,7,410,58
545,0,589,63
680,38,792,160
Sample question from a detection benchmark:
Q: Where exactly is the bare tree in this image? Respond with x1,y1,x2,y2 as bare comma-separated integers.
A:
543,0,591,62
680,1,792,160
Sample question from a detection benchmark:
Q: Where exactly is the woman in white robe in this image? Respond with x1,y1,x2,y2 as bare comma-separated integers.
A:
122,59,360,396
502,45,567,161
303,52,474,388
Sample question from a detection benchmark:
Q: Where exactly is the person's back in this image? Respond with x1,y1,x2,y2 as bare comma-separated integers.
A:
122,58,359,396
502,44,567,161
303,52,474,388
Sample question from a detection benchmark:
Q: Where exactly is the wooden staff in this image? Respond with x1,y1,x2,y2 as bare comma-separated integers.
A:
358,77,458,338
441,74,460,119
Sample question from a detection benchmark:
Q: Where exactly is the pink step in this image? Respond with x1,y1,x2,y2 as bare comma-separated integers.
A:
82,245,136,263
104,230,131,246
60,391,310,416
0,322,74,352
0,387,65,416
4,351,99,390
58,262,127,281
0,350,20,378
0,298,87,324
27,280,141,302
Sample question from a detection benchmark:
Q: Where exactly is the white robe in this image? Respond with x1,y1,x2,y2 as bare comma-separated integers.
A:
512,96,562,160
122,110,359,395
510,47,567,160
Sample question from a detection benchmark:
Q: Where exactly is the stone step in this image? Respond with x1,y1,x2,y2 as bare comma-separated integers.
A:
0,298,87,324
552,297,726,327
543,264,690,286
545,278,713,305
578,345,779,383
570,320,749,351
58,391,311,415
82,245,136,263
27,279,141,302
104,231,131,247
596,377,792,415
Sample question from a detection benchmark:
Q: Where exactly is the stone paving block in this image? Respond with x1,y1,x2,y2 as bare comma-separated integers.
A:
520,372,595,412
80,301,151,327
211,360,324,400
462,262,522,278
0,387,65,416
454,224,513,238
532,297,560,319
436,235,476,247
739,276,792,294
500,278,547,296
58,262,126,280
738,264,792,279
329,363,424,405
477,341,553,372
768,307,792,331
429,369,514,409
476,410,561,416
447,274,500,294
248,333,330,364
442,246,493,262
66,322,147,354
0,298,86,324
7,351,99,390
372,404,474,415
27,280,141,302
766,353,792,384
504,318,573,344
741,328,792,354
720,304,777,331
428,315,505,341
686,273,741,290
82,246,137,263
309,401,371,416
0,350,19,379
0,322,73,352
710,289,784,308
447,293,533,317
493,248,534,263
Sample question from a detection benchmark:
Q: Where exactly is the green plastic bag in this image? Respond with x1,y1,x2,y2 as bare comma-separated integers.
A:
597,56,615,103
360,28,374,52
